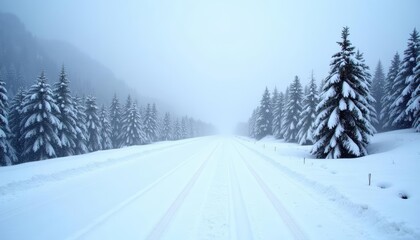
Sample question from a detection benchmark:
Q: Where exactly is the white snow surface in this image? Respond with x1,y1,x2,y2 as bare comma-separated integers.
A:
0,130,419,240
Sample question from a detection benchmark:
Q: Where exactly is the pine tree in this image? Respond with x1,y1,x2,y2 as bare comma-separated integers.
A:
271,88,281,139
272,92,284,139
311,27,374,159
143,103,156,143
188,118,195,138
382,53,401,130
161,112,172,140
356,50,376,133
181,116,188,139
20,71,61,162
99,105,112,150
281,76,303,142
0,80,17,165
109,94,122,148
53,66,77,157
248,108,259,138
120,102,146,146
255,87,272,139
151,103,158,141
173,118,181,140
371,61,386,131
390,29,419,128
297,74,318,145
85,96,102,152
73,97,88,155
407,55,420,131
119,95,133,147
9,88,26,161
279,87,290,138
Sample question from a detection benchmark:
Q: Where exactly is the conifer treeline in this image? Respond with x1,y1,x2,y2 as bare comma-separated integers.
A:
0,67,215,166
248,27,419,158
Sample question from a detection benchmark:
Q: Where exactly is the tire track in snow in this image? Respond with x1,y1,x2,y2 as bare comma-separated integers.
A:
65,142,218,240
228,149,254,240
145,143,220,240
233,143,308,240
0,139,206,221
0,138,203,200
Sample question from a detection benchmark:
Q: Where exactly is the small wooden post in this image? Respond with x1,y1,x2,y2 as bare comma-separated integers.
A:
368,173,372,186
303,158,306,165
263,144,265,149
274,146,276,152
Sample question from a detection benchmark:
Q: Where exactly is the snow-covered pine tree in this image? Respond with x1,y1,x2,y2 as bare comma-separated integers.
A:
20,71,61,162
390,29,419,129
279,87,290,138
9,88,26,161
382,53,401,130
355,50,376,133
99,105,112,150
151,103,158,141
297,74,318,145
120,102,146,146
0,80,17,165
53,66,77,157
173,118,181,140
119,95,133,147
85,96,102,152
371,61,386,131
248,107,259,138
73,97,88,155
281,76,303,142
271,88,282,139
181,116,188,139
311,27,374,159
255,87,272,140
407,55,420,131
143,103,156,143
161,112,172,140
109,94,122,148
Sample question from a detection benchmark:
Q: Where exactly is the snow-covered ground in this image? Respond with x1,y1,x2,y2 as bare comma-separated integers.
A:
0,130,419,239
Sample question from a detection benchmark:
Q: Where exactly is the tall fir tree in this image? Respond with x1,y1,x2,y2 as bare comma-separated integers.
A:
355,50,376,133
255,87,272,140
382,53,401,130
161,112,172,140
53,66,77,157
73,97,88,155
9,88,26,161
99,105,113,150
271,88,282,139
407,55,420,131
173,118,181,140
20,71,61,162
281,76,303,142
297,74,318,145
151,103,158,141
390,29,419,128
85,96,102,152
120,102,146,146
109,94,122,148
371,61,386,131
248,107,259,138
143,103,156,143
181,116,188,139
0,80,17,165
311,27,374,159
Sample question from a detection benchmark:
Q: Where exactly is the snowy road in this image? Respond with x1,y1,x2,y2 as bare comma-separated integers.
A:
0,137,394,239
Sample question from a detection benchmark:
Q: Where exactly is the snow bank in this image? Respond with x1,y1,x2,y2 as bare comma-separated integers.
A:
238,129,420,239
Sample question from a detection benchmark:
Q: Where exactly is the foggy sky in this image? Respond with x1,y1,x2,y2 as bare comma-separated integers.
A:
1,0,419,133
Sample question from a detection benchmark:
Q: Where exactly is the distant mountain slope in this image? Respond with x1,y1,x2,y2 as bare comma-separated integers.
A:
0,12,138,103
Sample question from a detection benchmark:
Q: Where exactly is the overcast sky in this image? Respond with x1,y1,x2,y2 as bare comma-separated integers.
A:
1,0,419,133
